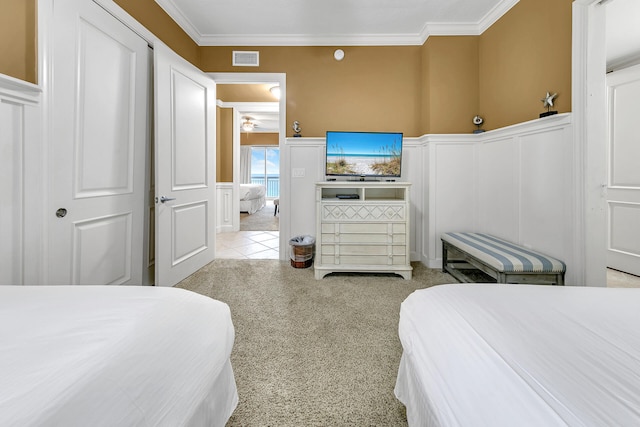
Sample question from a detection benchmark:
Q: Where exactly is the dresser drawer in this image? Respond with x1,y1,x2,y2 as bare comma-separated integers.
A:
322,243,404,255
322,233,406,244
322,203,406,221
321,223,406,243
320,254,407,266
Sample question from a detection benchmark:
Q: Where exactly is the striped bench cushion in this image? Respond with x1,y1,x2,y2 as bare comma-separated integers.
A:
442,232,566,273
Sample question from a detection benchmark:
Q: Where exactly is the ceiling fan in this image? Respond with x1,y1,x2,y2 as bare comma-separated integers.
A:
241,116,258,132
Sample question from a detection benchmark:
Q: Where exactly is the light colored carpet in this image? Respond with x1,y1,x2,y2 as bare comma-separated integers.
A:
240,202,279,231
176,259,455,426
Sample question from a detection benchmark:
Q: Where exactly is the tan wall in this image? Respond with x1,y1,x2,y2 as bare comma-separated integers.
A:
2,0,572,135
419,42,431,134
201,46,422,137
217,107,234,182
240,133,279,146
479,0,573,130
423,36,479,134
0,0,37,83
114,0,199,66
217,83,279,102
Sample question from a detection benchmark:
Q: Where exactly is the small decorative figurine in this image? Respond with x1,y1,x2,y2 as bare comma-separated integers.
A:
292,120,301,137
473,115,485,133
540,92,558,118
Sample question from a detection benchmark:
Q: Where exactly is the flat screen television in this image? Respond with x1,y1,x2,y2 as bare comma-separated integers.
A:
325,131,403,179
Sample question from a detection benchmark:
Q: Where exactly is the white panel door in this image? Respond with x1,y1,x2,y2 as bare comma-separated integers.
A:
49,0,148,285
606,64,640,276
154,42,216,287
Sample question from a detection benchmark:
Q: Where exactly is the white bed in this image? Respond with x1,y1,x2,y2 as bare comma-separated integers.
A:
395,284,640,427
0,285,238,427
240,183,266,214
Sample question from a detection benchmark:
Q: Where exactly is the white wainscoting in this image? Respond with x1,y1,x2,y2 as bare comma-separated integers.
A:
0,74,43,285
216,183,237,232
425,113,576,284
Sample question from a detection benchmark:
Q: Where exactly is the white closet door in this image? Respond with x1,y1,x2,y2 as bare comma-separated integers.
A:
154,42,217,287
606,64,640,276
48,0,148,285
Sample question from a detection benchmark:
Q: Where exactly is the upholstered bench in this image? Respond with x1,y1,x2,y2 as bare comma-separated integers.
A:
441,232,565,285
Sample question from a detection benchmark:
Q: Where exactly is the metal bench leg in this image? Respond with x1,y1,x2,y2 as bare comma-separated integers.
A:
442,241,448,273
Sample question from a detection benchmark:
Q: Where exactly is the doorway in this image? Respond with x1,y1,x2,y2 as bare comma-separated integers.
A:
603,0,640,287
211,75,286,260
239,145,280,229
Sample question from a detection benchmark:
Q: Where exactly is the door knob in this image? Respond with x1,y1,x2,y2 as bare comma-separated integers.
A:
159,196,176,203
55,208,67,218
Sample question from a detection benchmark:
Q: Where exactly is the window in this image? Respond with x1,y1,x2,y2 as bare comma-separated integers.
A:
250,146,280,198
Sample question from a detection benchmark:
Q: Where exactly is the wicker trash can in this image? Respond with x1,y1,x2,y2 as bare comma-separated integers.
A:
289,235,315,268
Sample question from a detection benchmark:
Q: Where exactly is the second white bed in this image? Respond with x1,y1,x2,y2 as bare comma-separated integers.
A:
395,284,640,427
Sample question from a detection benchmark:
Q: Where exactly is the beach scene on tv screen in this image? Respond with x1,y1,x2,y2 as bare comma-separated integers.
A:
326,133,402,176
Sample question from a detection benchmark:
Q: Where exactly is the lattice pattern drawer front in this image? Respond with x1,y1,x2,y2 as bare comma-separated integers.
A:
322,204,405,221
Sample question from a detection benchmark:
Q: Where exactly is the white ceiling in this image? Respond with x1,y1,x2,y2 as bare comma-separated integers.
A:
156,0,519,46
156,0,640,64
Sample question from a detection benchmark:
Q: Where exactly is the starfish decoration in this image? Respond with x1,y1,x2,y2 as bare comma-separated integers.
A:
541,92,557,110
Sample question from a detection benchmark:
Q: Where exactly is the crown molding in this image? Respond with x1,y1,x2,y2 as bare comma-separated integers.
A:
477,0,519,33
197,33,423,47
157,0,520,47
420,22,481,43
155,0,202,43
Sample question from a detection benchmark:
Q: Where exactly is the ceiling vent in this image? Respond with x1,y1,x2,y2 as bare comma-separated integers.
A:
232,51,259,67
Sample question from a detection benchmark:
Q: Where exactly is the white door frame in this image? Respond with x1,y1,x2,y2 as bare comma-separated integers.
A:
209,73,287,260
572,0,608,286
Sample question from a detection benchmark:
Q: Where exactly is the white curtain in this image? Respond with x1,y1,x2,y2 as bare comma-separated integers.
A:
239,146,252,184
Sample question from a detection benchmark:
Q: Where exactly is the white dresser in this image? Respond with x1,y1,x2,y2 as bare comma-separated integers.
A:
314,181,412,280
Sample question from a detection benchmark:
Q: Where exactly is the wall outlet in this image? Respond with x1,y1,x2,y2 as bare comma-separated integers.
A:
292,168,305,178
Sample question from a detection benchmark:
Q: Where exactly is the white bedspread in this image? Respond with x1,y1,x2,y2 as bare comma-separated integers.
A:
395,284,640,427
240,183,266,200
240,184,266,214
0,286,238,427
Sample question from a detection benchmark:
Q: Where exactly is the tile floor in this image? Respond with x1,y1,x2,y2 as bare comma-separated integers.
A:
216,230,280,260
